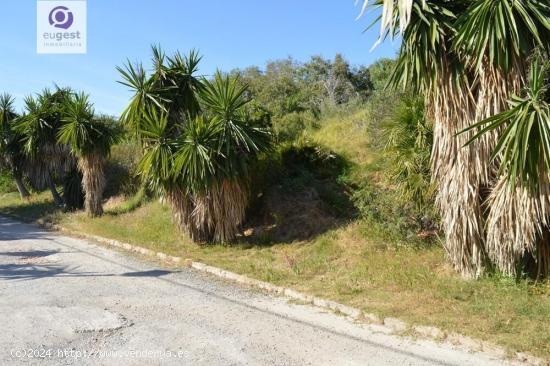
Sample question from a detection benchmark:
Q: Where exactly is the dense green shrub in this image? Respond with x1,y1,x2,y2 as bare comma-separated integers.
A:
231,54,378,144
384,96,434,212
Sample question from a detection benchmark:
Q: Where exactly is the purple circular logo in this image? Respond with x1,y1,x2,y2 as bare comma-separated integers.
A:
48,6,74,29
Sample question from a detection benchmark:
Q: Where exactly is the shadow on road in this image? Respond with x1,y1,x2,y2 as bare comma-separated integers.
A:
0,216,177,281
0,217,52,241
0,261,175,281
0,250,59,257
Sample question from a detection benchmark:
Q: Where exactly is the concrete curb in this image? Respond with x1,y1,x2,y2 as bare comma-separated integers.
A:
5,215,546,366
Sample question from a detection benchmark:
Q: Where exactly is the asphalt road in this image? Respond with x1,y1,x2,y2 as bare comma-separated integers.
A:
0,216,514,366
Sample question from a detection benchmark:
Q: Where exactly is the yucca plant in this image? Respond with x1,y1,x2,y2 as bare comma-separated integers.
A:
0,93,30,199
15,88,75,206
117,45,203,135
453,0,550,279
182,72,272,241
360,0,550,278
464,54,550,278
362,0,488,277
120,47,272,242
57,93,119,217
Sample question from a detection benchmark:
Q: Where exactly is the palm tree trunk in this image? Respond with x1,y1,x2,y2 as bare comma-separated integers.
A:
166,187,205,240
429,74,487,278
78,153,106,217
13,171,30,199
166,180,249,243
47,173,64,206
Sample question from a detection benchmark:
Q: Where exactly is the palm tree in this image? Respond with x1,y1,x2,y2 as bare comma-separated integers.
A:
117,45,203,136
360,0,550,277
57,93,119,217
364,0,488,277
15,88,75,206
454,1,550,279
181,72,271,241
0,93,30,199
120,47,272,242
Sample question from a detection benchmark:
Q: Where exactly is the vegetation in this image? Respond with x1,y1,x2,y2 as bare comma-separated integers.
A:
384,95,434,212
12,88,118,214
230,54,374,142
0,94,29,199
15,88,74,206
57,93,119,217
1,2,550,358
1,107,548,359
118,48,272,242
360,0,550,279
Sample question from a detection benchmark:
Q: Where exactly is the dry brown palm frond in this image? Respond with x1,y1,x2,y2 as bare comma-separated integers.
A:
210,179,248,243
478,57,550,280
468,62,521,277
356,0,416,38
24,143,75,190
430,56,526,278
485,175,550,278
165,187,195,233
191,179,249,243
78,152,106,217
424,61,490,278
166,179,249,243
471,62,522,183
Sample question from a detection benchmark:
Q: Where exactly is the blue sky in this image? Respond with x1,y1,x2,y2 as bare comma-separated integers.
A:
0,1,399,115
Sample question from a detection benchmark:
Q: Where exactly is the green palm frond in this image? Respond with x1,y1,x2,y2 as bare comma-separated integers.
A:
200,72,272,176
454,0,550,71
58,92,119,157
138,104,172,143
16,90,65,157
58,92,93,152
164,48,203,118
117,60,167,129
382,0,465,93
151,44,167,79
11,87,75,191
0,93,17,126
200,71,249,117
0,93,24,173
118,47,203,134
135,107,175,191
172,114,220,193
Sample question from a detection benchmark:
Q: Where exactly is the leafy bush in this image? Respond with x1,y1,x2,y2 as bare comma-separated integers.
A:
273,111,318,142
352,93,437,243
384,96,434,212
0,169,16,193
104,141,142,197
